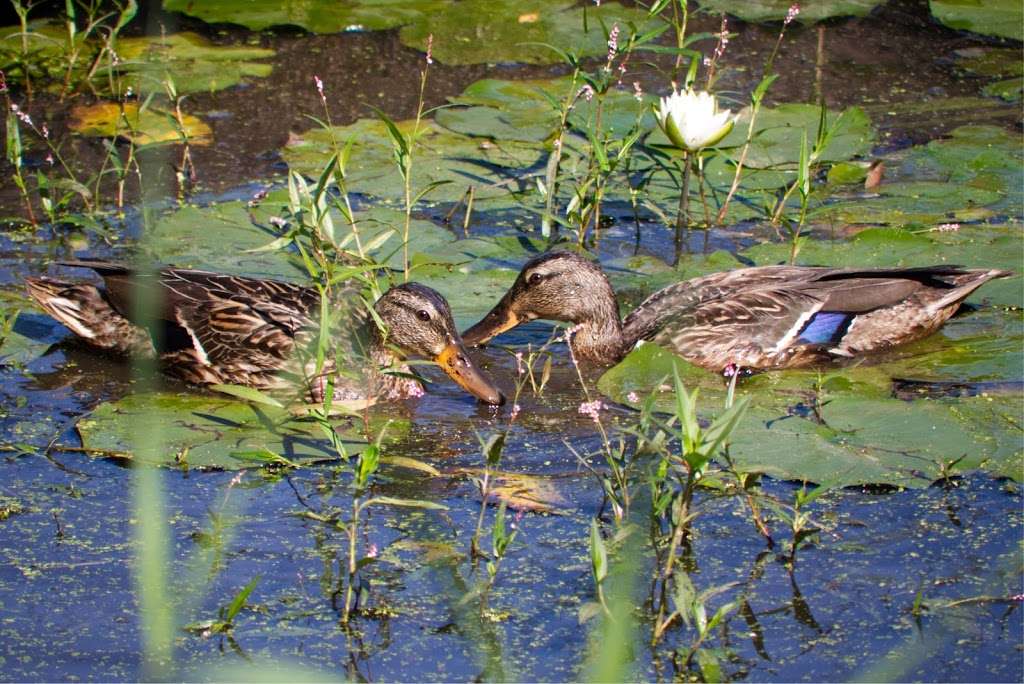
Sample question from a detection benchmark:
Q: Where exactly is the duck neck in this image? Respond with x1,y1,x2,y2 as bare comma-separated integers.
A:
567,288,627,365
368,331,422,400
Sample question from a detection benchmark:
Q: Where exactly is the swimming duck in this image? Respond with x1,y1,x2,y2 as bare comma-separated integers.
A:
461,251,1012,372
26,260,504,405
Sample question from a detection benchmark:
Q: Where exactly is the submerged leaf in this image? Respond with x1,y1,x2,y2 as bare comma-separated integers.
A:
70,102,212,146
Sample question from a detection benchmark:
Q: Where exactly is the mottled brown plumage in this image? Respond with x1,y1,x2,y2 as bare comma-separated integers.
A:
462,251,1013,372
27,260,503,405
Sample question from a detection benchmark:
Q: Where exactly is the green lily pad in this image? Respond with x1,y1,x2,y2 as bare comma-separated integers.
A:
0,20,92,85
162,0,446,33
112,32,274,95
982,77,1024,102
76,392,372,470
813,181,1002,226
696,0,884,23
398,1,658,65
598,344,1023,487
281,118,544,202
716,104,875,169
954,48,1023,79
0,304,53,366
70,102,212,146
437,77,654,142
930,0,1023,41
144,200,306,279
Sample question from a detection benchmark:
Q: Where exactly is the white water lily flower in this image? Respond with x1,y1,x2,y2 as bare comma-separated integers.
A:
656,89,735,152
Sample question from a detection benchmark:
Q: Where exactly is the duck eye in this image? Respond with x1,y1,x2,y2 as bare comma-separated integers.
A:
416,309,431,322
528,272,543,285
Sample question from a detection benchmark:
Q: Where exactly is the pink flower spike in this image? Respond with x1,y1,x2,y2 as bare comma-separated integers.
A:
510,403,521,421
578,84,595,102
627,391,640,403
632,81,643,102
578,399,607,422
45,153,54,166
936,222,960,232
784,3,800,25
425,34,434,64
367,543,379,559
313,75,325,98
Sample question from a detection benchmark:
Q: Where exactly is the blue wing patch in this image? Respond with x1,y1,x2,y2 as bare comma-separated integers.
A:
798,311,852,345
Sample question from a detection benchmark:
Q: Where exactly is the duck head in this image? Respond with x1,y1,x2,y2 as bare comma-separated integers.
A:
461,252,624,362
375,283,505,405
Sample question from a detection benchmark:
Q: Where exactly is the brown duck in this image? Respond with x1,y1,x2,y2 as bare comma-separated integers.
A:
26,260,504,405
461,251,1012,372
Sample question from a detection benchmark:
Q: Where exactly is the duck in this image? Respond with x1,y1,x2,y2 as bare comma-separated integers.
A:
461,251,1013,372
26,260,504,405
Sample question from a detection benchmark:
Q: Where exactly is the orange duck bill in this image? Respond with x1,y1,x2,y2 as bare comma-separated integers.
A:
460,292,525,348
435,340,505,405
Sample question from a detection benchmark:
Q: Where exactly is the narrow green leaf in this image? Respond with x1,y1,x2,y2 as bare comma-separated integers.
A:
224,575,260,622
210,383,284,408
363,496,448,510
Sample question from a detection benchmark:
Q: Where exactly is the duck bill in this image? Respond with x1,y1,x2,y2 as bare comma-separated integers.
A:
461,296,522,347
435,341,505,405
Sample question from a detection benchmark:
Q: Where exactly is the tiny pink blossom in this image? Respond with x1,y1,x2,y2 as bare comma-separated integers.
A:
936,222,960,232
45,153,54,166
784,3,800,25
627,391,640,403
578,399,606,422
313,75,324,98
723,363,739,378
605,24,620,69
41,123,49,139
510,403,521,421
578,84,595,102
514,351,524,375
632,81,643,102
407,382,425,398
366,543,379,559
425,34,434,65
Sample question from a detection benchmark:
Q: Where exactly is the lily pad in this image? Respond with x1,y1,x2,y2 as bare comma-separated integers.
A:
598,344,1023,487
437,77,654,142
0,306,56,366
112,32,273,95
899,125,1023,216
144,199,306,278
76,392,371,470
696,0,885,23
813,181,1002,226
281,118,544,202
398,1,658,65
70,102,212,146
0,20,92,84
929,0,1023,41
162,0,446,33
716,104,875,169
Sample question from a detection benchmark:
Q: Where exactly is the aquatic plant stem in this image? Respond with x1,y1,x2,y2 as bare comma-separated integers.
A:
674,151,691,263
541,69,580,241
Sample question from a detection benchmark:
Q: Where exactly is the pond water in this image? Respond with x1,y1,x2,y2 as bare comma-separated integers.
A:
0,0,1021,681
